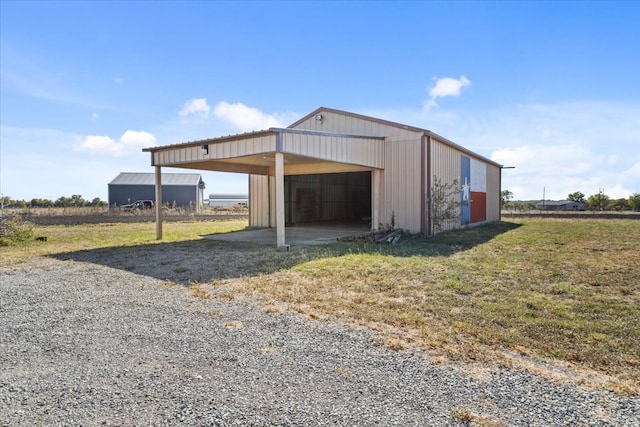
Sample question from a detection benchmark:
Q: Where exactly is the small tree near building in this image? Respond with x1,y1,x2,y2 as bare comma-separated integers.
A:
428,177,461,234
501,190,514,208
586,192,610,211
567,191,586,204
629,193,640,212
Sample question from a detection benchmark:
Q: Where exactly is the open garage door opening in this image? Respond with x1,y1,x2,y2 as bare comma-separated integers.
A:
284,171,371,227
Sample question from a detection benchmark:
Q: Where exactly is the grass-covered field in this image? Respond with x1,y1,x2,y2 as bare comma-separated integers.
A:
2,217,638,394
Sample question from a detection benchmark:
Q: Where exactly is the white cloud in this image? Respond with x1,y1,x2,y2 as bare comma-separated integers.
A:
119,130,156,148
114,76,124,84
179,97,211,119
91,112,100,119
213,101,285,132
76,135,120,155
424,76,471,111
480,102,640,200
429,75,471,99
75,130,156,157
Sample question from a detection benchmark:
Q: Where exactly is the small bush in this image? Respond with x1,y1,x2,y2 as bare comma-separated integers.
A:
0,215,35,246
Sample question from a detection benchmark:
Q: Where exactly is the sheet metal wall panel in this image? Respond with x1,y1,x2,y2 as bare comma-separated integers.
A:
269,176,276,228
249,174,270,227
486,164,501,222
470,159,487,192
291,111,418,142
378,137,422,233
108,185,196,209
281,133,384,169
431,138,500,231
154,134,277,166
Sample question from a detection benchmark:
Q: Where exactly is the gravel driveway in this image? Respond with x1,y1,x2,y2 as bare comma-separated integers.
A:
1,257,638,426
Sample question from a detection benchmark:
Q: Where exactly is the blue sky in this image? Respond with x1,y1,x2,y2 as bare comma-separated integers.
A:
1,1,639,202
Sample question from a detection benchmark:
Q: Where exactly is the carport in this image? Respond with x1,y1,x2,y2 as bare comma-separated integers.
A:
143,127,385,249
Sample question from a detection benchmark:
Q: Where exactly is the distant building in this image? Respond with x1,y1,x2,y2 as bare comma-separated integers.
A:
209,194,248,208
536,200,586,211
108,172,205,211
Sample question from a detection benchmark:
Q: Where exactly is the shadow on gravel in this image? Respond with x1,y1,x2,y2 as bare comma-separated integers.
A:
49,221,521,286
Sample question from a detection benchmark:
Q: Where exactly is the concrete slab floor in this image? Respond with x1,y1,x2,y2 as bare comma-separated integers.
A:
204,224,371,246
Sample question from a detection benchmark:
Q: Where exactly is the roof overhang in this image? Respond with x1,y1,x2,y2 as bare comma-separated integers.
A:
143,128,386,175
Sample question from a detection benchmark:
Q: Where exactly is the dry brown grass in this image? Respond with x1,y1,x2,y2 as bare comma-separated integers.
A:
189,283,211,299
219,219,640,394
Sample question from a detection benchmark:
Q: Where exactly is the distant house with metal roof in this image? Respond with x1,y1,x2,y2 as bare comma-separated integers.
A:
535,200,586,211
108,172,205,211
209,194,248,208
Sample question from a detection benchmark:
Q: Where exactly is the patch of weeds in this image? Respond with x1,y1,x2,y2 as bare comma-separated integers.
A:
449,407,473,424
189,283,211,299
259,347,277,355
160,280,177,288
215,292,235,301
264,305,282,314
223,320,243,329
335,367,353,378
446,279,470,295
384,337,409,351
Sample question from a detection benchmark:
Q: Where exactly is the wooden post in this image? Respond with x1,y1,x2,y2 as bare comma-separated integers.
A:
275,152,286,250
155,166,163,240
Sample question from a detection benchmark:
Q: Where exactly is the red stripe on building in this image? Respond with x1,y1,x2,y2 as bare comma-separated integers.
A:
470,191,486,223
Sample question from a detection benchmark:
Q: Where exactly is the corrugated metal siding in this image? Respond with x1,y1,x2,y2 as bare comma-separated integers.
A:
109,173,201,186
281,132,384,169
108,185,197,208
291,111,418,141
249,174,270,227
153,134,276,166
486,164,501,222
430,138,501,231
379,136,422,233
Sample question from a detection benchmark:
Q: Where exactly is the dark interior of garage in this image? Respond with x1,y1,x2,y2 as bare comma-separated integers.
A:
284,171,371,226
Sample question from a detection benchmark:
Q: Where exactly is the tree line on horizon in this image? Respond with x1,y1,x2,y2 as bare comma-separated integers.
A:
2,190,640,212
1,194,108,209
501,190,640,211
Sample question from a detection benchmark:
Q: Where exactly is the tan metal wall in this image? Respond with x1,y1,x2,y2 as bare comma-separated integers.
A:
430,137,501,231
292,111,424,233
152,134,276,166
378,136,423,232
249,174,270,227
486,164,501,222
291,110,418,140
282,133,384,169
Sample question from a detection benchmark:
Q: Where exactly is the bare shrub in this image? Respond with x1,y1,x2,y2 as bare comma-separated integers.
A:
0,215,35,246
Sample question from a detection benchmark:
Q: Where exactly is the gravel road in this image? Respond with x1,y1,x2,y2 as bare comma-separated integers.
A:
1,258,638,426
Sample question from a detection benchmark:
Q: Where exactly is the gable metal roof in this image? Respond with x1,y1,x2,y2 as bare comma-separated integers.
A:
109,172,202,186
289,107,503,168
